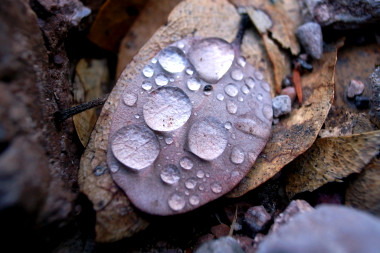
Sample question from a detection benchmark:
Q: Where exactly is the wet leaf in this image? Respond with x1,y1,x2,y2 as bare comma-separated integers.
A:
286,131,380,198
228,43,339,198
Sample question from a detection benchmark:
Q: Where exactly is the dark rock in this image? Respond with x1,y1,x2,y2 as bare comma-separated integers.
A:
281,87,296,103
244,205,272,234
355,96,370,109
258,205,380,253
296,22,323,59
272,95,292,117
346,79,365,99
211,224,231,238
282,76,293,88
195,236,245,253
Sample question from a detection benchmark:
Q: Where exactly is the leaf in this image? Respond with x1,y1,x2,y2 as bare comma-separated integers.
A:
286,131,380,198
228,43,339,198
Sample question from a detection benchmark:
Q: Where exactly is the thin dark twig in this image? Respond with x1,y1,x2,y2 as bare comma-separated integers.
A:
233,13,250,48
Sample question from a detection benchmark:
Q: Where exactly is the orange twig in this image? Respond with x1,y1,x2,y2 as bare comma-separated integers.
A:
293,68,302,104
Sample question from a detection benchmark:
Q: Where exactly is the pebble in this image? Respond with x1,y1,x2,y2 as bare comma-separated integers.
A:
346,79,365,99
272,95,292,117
296,22,323,60
210,224,230,238
244,206,272,234
195,236,245,253
354,96,370,109
280,86,296,102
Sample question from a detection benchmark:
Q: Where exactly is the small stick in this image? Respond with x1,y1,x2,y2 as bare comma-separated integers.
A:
233,13,250,48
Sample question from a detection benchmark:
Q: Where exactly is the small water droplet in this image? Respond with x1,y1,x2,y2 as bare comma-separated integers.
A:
151,58,157,64
186,68,194,75
255,71,264,80
180,157,193,170
160,165,180,185
187,78,201,91
205,173,210,178
217,94,225,101
257,93,263,101
142,65,154,78
185,178,197,189
196,170,205,178
224,121,232,130
185,190,189,195
142,81,152,91
238,96,244,102
263,104,273,120
211,182,222,193
155,74,169,86
169,78,175,82
226,100,238,114
203,84,213,96
168,193,186,211
123,92,137,106
241,85,249,94
224,83,239,97
189,195,200,205
157,47,186,73
110,166,119,173
231,69,244,81
177,41,185,49
231,146,245,164
199,185,205,191
231,170,240,178
134,114,140,119
261,81,271,92
237,56,246,67
165,137,173,145
245,77,256,89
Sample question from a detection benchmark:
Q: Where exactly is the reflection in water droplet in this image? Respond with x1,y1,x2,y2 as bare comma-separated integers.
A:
151,58,157,64
185,178,197,189
180,157,193,170
189,195,200,205
263,104,273,120
157,47,186,73
261,81,271,92
143,87,192,131
155,74,169,86
257,93,263,101
237,56,246,67
160,164,180,184
111,125,159,171
231,69,244,81
245,77,256,89
224,83,239,97
142,65,154,78
217,94,225,101
186,68,194,75
165,137,173,145
188,118,228,161
241,85,249,94
211,182,222,193
196,170,205,178
134,114,140,119
123,92,137,106
255,71,264,80
168,193,186,211
224,121,232,130
231,146,245,164
142,81,152,91
226,100,238,114
187,78,201,91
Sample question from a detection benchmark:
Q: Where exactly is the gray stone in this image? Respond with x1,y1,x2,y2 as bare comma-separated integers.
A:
346,79,365,98
296,22,323,59
196,236,245,253
244,205,272,234
272,95,292,117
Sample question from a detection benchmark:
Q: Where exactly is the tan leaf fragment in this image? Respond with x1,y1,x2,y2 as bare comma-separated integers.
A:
79,0,242,242
228,43,339,198
286,131,380,198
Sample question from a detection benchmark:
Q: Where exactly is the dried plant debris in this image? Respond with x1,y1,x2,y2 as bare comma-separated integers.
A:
229,43,338,198
286,131,380,198
346,158,380,216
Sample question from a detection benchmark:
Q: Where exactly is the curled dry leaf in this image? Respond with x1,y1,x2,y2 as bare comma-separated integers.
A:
228,43,339,198
286,131,380,198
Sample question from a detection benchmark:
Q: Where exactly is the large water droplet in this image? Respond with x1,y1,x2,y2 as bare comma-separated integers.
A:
143,87,192,131
185,178,197,189
217,94,225,101
237,56,246,67
168,193,185,211
142,81,152,91
226,100,238,114
123,92,137,106
261,81,271,92
224,83,239,97
111,125,159,171
155,74,169,86
142,65,154,78
187,78,201,91
263,104,273,120
160,164,180,185
180,157,193,170
230,146,245,164
231,69,244,81
245,77,256,89
211,182,222,193
196,170,205,178
188,118,228,161
189,195,200,205
157,47,187,73
188,38,235,83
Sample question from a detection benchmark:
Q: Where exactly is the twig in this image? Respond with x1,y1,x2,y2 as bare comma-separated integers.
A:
233,13,250,48
229,205,238,236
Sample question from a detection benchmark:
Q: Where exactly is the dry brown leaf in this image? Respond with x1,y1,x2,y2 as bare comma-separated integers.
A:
228,43,339,198
79,0,245,242
346,158,380,216
286,131,380,198
116,0,182,78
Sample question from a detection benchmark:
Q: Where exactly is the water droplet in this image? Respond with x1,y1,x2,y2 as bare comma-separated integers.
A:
241,85,249,94
188,38,234,83
165,137,173,145
111,125,159,171
206,173,210,178
203,84,213,96
238,96,244,102
196,170,205,178
231,69,244,81
199,185,205,191
189,195,200,205
143,87,192,131
263,104,273,120
142,81,152,91
123,92,137,106
224,121,232,130
245,77,256,89
231,170,240,178
211,182,222,193
157,46,187,73
155,74,169,86
134,114,140,119
177,41,185,49
237,56,246,67
188,118,228,161
261,81,271,92
110,166,119,173
151,58,157,64
235,118,268,137
226,100,238,114
224,83,239,97
169,78,174,82
185,190,189,195
257,93,263,101
160,164,180,184
186,68,194,75
180,157,193,170
142,65,154,78
231,146,245,164
255,71,264,80
187,78,201,91
185,178,197,189
168,193,185,211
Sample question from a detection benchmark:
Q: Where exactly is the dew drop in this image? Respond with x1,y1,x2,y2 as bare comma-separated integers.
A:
255,71,264,80
123,92,137,106
165,137,173,145
235,118,268,137
188,118,228,161
111,125,159,171
245,77,256,89
230,146,245,164
142,65,154,78
186,68,194,75
177,41,185,49
238,96,244,102
142,81,152,91
211,182,222,193
224,83,239,97
180,157,193,170
189,195,200,205
261,81,271,92
224,121,232,130
187,77,201,91
160,164,180,185
237,56,246,67
199,185,205,191
151,58,157,64
217,94,225,101
226,100,238,114
263,104,273,120
257,93,263,101
241,85,250,94
168,193,186,211
185,190,189,195
170,78,175,82
196,170,205,179
185,178,197,189
231,69,244,81
134,114,140,119
157,47,187,73
206,173,210,178
143,87,192,131
155,74,169,86
231,170,240,178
